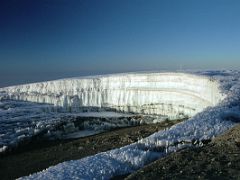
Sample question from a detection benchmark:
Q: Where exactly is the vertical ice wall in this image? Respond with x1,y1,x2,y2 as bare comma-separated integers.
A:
0,73,225,119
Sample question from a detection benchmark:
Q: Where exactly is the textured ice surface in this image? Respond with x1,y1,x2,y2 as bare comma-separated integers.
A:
0,100,137,151
1,71,240,179
0,100,61,150
1,72,224,119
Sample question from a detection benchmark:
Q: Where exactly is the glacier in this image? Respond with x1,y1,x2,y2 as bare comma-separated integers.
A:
1,72,224,119
1,70,240,179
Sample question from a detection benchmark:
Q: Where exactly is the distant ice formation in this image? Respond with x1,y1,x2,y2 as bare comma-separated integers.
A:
0,72,225,119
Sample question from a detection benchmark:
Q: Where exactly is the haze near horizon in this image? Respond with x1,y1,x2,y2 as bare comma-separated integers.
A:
0,0,240,87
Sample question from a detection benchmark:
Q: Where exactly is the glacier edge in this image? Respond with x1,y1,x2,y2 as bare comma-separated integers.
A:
0,72,225,120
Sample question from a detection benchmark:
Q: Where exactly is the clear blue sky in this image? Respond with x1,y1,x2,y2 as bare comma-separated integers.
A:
0,0,240,87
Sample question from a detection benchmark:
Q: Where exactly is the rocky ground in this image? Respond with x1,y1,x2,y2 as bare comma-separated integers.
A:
126,124,240,180
0,119,182,180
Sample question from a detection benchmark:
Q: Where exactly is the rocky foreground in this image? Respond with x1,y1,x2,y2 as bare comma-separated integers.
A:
0,119,182,180
1,120,240,180
126,124,240,180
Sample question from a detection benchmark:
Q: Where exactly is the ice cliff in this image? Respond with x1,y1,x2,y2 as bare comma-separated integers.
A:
18,71,240,180
0,72,225,119
2,70,240,179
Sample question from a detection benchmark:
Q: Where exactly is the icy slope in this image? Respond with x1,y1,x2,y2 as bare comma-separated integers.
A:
1,73,224,119
17,70,240,180
0,100,140,152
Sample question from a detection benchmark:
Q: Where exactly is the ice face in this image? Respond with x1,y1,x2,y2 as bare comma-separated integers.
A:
17,70,240,180
0,72,225,120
